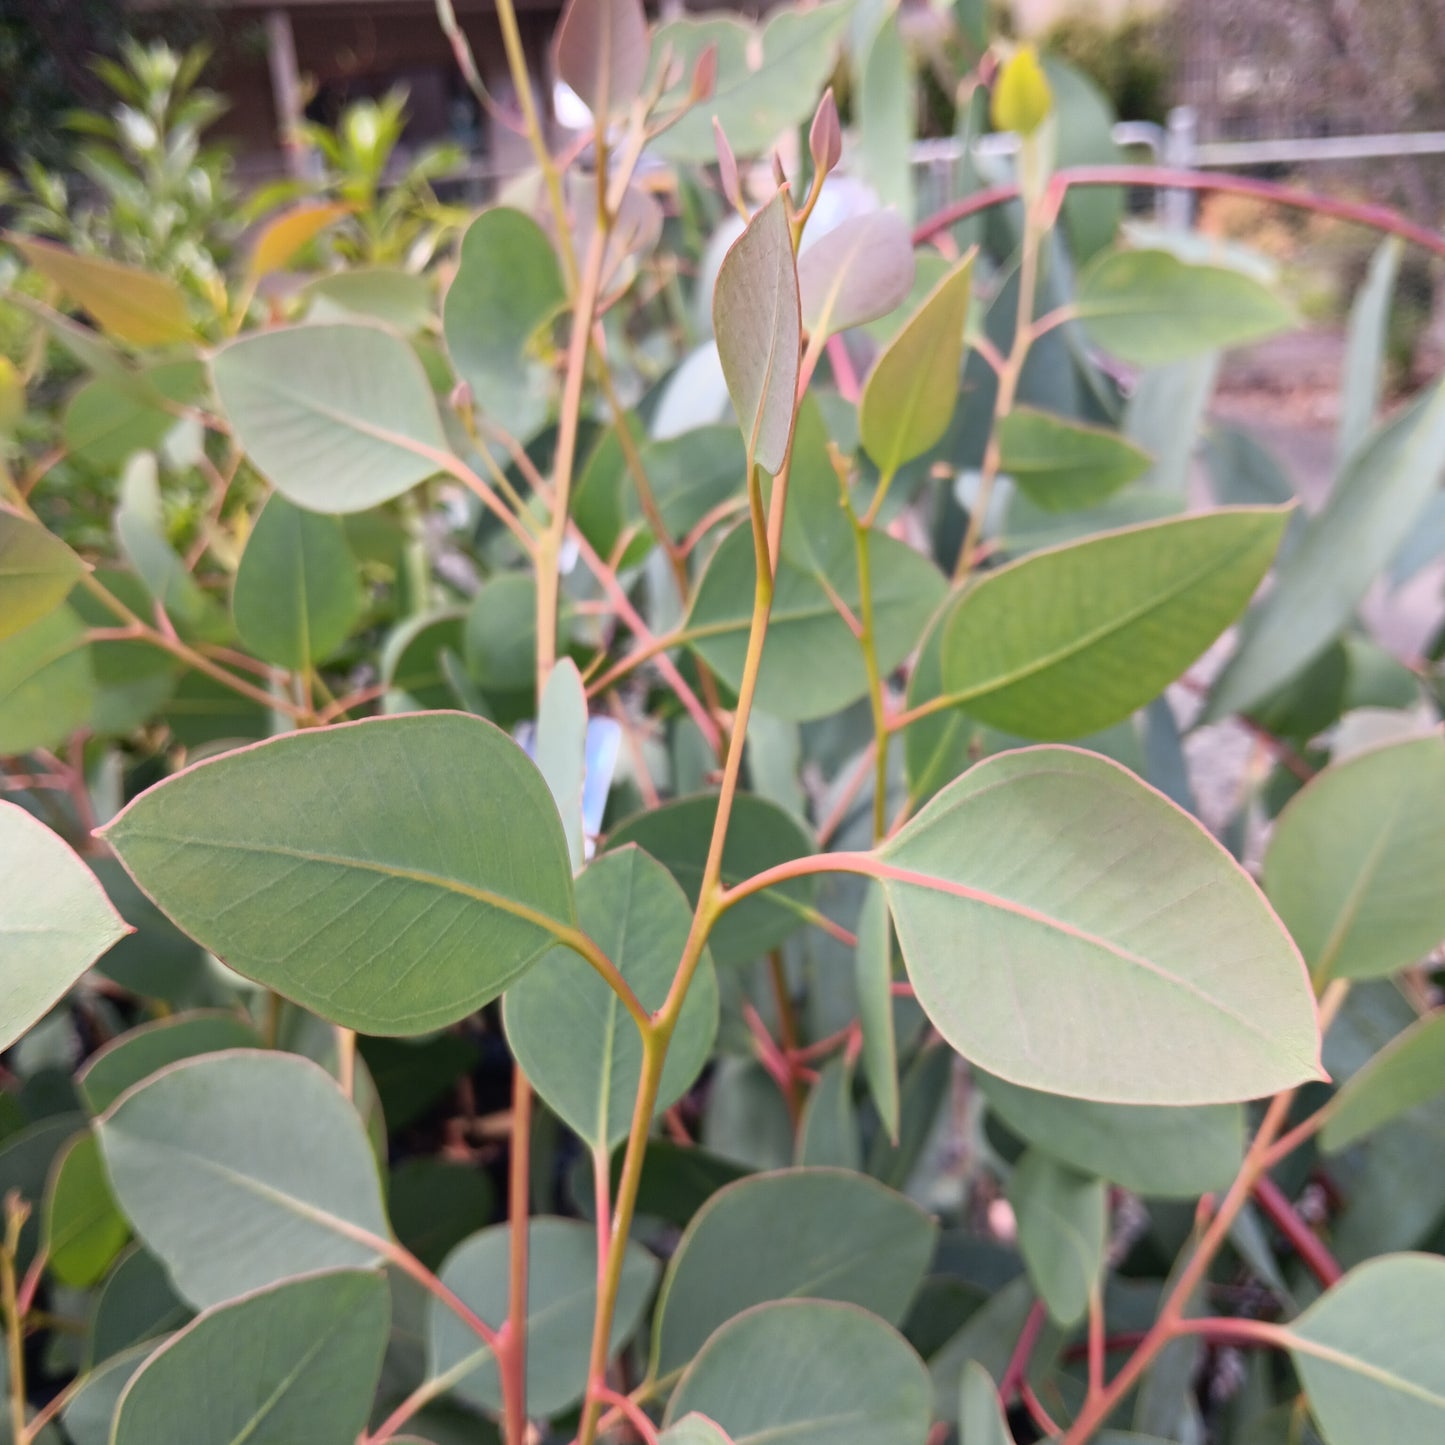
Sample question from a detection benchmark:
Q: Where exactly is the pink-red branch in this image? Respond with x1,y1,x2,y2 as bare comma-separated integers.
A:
1253,1174,1344,1288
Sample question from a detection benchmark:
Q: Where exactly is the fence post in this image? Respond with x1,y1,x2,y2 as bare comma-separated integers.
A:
1163,106,1199,230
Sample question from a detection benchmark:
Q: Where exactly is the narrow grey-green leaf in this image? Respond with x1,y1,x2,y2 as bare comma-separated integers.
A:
1208,380,1445,718
77,1011,260,1114
666,1299,931,1445
0,507,86,642
428,1217,657,1416
63,1340,158,1445
1337,237,1402,470
96,1050,388,1308
1008,1149,1105,1326
798,212,915,340
534,658,587,872
855,881,900,1141
1076,248,1296,366
0,801,129,1052
714,191,800,473
978,1071,1243,1199
212,323,449,513
959,1360,1011,1445
879,746,1321,1104
1263,734,1445,983
99,713,577,1035
797,1057,861,1170
112,1269,389,1445
856,20,914,219
932,508,1288,739
1286,1253,1445,1445
554,0,649,116
860,253,973,476
998,407,1152,513
444,209,565,441
652,1167,936,1378
505,847,718,1148
1322,1010,1445,1154
232,493,363,671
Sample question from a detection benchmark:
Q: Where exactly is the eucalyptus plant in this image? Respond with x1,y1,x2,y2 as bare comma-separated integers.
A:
1,3,1445,1445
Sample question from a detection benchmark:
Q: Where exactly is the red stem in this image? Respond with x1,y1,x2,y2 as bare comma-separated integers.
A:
998,1300,1048,1402
1253,1174,1344,1287
913,166,1445,263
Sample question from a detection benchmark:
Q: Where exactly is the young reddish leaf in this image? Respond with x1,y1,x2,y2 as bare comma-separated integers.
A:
554,0,650,117
799,210,915,340
713,191,800,474
859,251,973,476
714,119,744,214
808,88,842,177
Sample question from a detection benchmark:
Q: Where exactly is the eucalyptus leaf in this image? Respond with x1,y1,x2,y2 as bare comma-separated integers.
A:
0,605,95,753
1323,1010,1445,1154
0,506,87,641
998,406,1152,512
799,211,916,340
1008,1149,1105,1326
43,1131,130,1288
554,0,649,116
96,1050,389,1308
100,713,577,1034
855,881,901,1141
878,746,1321,1103
77,1011,261,1114
0,801,129,1052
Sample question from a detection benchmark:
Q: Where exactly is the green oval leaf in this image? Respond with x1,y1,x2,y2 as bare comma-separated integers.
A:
213,323,448,514
652,1167,936,1378
878,746,1321,1104
1008,1149,1105,1327
1,801,129,1052
43,1131,130,1288
232,493,364,671
444,209,566,441
63,1340,159,1445
605,793,815,966
428,1217,657,1417
96,1050,389,1308
714,191,799,474
662,1417,735,1445
1076,248,1296,366
978,1070,1244,1198
99,713,577,1035
87,1245,190,1365
505,847,718,1149
959,1360,1012,1445
1263,735,1445,984
860,252,973,476
112,1270,390,1445
855,881,901,1143
0,508,86,642
77,1011,261,1115
997,406,1152,513
666,1299,931,1445
0,605,95,754
1287,1253,1445,1445
1322,1009,1445,1154
933,507,1288,739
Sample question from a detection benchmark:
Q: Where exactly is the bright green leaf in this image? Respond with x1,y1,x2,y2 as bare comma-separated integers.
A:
860,253,973,476
0,605,94,754
232,493,364,671
1263,735,1445,983
213,323,449,513
1008,1149,1105,1326
112,1270,389,1445
932,508,1288,739
0,508,87,641
666,1299,931,1445
997,407,1152,513
0,801,128,1052
96,1050,389,1308
43,1131,130,1288
652,1166,936,1378
100,713,577,1035
505,847,718,1149
429,1217,657,1417
878,746,1321,1103
714,192,799,474
1076,248,1296,367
